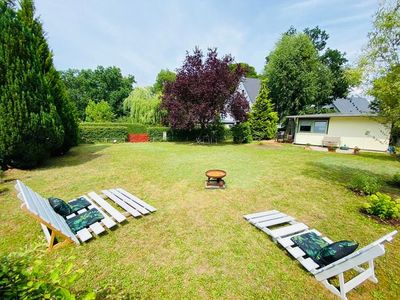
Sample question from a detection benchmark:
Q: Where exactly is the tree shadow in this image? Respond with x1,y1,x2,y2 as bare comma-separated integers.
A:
303,161,400,197
170,141,235,147
39,144,110,169
357,152,399,163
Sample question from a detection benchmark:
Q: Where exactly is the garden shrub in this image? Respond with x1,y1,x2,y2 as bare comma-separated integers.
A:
79,125,128,143
168,123,226,143
231,122,253,144
0,245,95,300
147,127,170,142
348,173,382,195
392,173,400,187
363,192,400,219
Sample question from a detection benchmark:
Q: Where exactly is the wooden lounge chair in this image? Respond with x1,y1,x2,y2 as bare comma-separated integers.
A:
244,210,397,300
15,180,156,251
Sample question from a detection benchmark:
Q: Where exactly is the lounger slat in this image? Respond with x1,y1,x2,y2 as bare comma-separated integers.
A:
76,228,93,242
243,210,279,220
256,216,294,228
107,189,149,215
298,257,320,272
287,246,306,259
89,222,105,235
269,223,308,239
116,188,157,212
81,195,117,229
250,212,287,224
102,190,141,218
88,192,126,223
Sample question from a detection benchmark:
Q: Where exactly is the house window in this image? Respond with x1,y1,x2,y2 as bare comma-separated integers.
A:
298,119,328,134
299,120,312,132
314,121,328,133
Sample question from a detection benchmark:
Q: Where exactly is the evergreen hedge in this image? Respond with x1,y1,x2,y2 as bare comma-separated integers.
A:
85,122,148,134
79,125,128,143
147,127,170,142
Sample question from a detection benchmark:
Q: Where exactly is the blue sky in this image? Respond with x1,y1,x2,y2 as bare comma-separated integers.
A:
35,0,379,86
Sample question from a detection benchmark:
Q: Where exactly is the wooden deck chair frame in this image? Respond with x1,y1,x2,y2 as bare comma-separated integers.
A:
244,210,398,300
15,180,156,251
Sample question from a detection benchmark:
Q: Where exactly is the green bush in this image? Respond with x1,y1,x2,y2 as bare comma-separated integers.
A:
79,125,128,143
392,173,400,187
168,122,226,143
348,174,382,195
0,245,95,300
147,127,170,142
363,192,400,219
231,122,253,144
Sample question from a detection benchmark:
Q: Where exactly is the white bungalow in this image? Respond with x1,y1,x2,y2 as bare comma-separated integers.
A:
287,97,391,152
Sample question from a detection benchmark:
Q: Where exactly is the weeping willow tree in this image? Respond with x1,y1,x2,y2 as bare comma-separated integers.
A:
123,87,164,125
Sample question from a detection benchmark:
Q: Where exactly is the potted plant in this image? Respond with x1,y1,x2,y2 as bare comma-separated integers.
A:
327,143,338,152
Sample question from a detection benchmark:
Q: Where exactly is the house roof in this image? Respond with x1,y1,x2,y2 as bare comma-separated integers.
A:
242,78,261,104
331,97,372,114
287,112,378,119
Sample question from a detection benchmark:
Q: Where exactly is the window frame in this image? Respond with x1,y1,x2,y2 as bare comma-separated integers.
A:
297,118,329,134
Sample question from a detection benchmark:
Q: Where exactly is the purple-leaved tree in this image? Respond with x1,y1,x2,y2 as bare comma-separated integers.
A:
162,48,248,131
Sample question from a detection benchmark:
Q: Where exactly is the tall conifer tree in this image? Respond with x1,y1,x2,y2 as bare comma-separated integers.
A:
0,0,77,168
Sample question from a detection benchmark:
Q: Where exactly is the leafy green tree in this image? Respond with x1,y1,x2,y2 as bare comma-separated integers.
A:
0,0,77,168
363,0,400,73
370,65,400,129
303,26,329,52
61,66,135,120
362,1,400,131
286,26,329,52
249,80,278,140
286,26,349,99
123,87,163,125
85,100,114,122
229,62,259,78
264,33,333,118
321,48,349,99
344,66,363,88
152,69,176,94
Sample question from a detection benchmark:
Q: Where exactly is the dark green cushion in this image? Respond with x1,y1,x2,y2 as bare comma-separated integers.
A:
315,241,358,266
48,197,72,217
291,232,329,260
68,197,91,213
66,208,104,233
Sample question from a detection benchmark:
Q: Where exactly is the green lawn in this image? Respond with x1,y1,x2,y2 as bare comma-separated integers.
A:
1,142,399,299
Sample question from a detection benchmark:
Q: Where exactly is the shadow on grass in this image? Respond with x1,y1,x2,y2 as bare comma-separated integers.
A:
357,152,399,163
303,161,400,197
170,141,236,147
40,144,110,169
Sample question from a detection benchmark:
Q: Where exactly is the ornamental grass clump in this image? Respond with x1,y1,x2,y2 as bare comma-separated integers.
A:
348,173,382,195
363,192,400,220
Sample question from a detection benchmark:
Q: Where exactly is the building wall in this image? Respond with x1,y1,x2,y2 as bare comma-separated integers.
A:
294,117,390,151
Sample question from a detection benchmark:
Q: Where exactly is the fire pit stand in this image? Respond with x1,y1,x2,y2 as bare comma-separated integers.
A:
205,169,226,189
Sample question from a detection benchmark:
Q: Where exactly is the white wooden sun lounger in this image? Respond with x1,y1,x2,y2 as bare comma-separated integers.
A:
244,210,397,300
15,180,157,251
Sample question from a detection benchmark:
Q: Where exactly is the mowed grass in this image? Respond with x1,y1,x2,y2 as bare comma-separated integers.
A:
1,142,399,299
